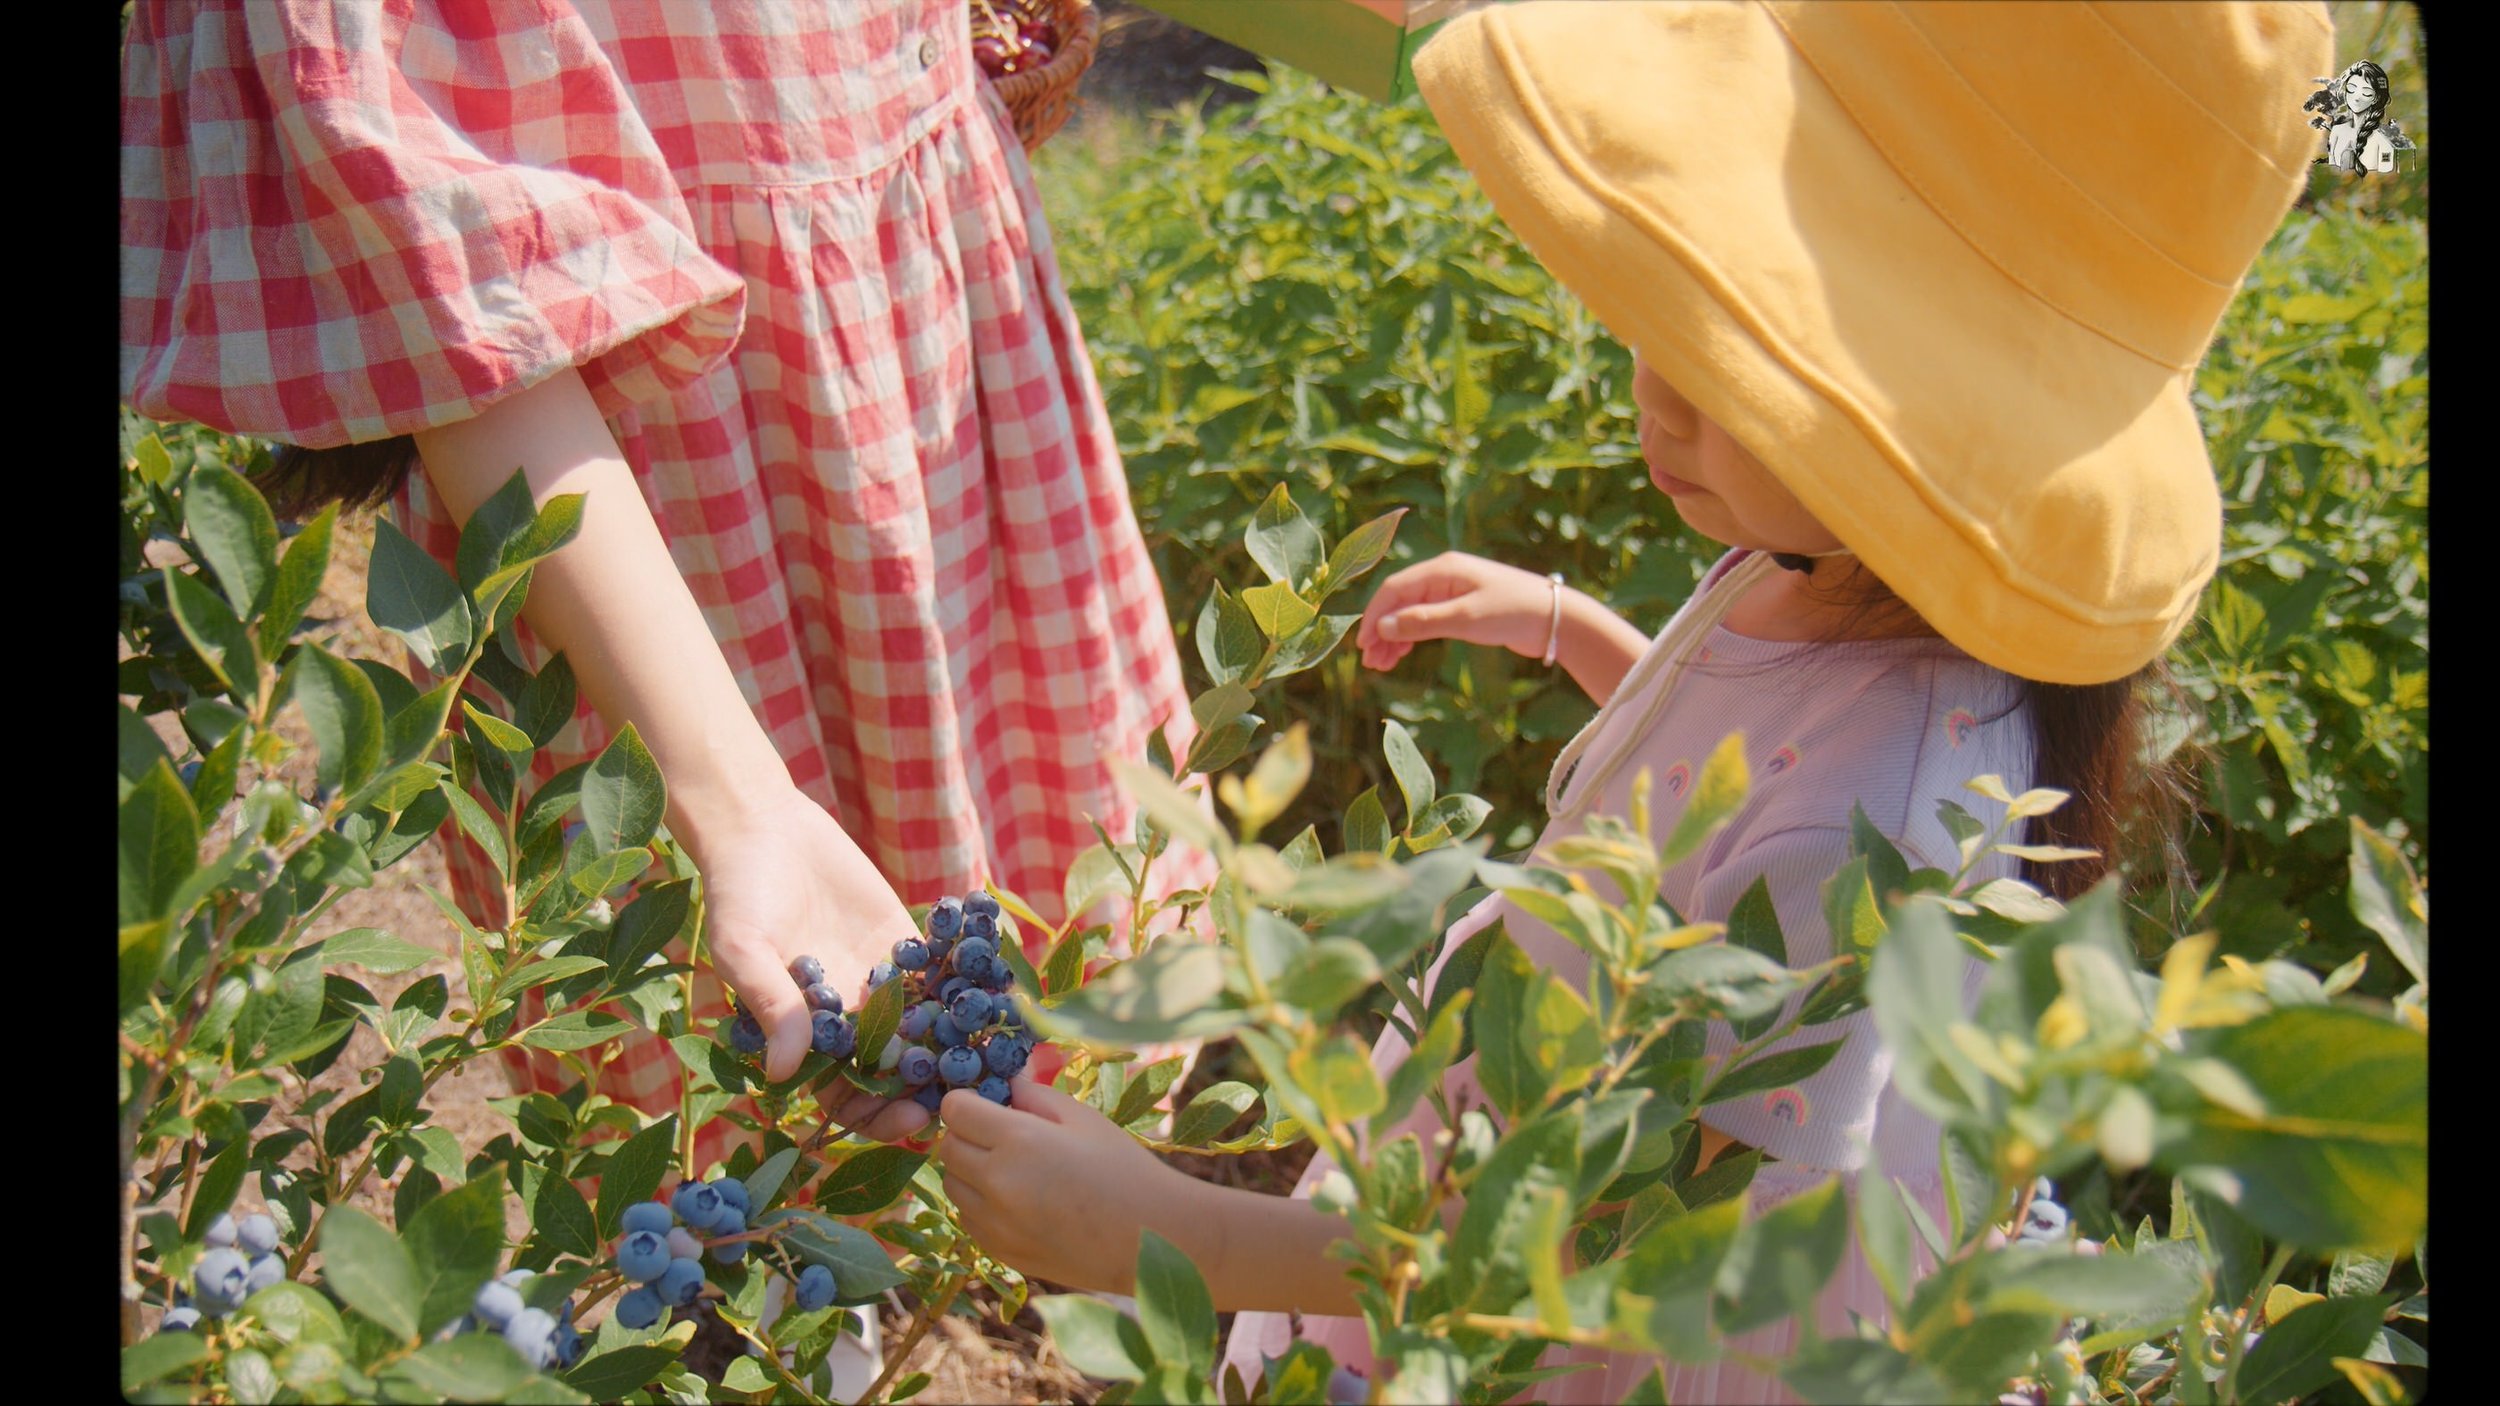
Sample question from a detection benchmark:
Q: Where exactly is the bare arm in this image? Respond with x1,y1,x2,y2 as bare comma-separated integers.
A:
1554,586,1655,707
1357,552,1655,706
408,369,929,1138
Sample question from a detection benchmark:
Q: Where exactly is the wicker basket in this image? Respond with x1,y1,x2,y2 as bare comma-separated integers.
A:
971,0,1098,153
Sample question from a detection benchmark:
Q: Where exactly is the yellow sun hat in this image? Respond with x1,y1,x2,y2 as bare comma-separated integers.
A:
1414,1,2332,685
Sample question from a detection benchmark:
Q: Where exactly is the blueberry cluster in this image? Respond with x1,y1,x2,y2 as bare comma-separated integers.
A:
451,1268,584,1371
168,1212,285,1329
727,953,860,1062
603,1175,764,1331
886,891,1034,1115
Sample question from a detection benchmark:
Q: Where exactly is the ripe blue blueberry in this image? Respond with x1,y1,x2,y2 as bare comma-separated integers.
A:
790,955,826,988
730,1013,767,1056
667,1227,704,1262
965,890,1001,919
927,896,964,940
617,1229,671,1283
811,1008,846,1055
939,1045,982,1086
160,1306,201,1333
656,1258,706,1308
671,1181,725,1231
925,934,955,966
204,1213,239,1249
949,989,992,1027
713,1178,751,1218
195,1248,250,1312
953,936,997,971
912,1084,945,1113
245,1254,283,1296
555,1322,585,1368
899,1046,939,1086
614,1285,664,1331
893,937,931,971
962,909,998,943
977,1076,1011,1105
621,1201,674,1236
500,1267,536,1287
803,982,843,1013
932,1011,969,1048
795,1263,839,1312
503,1307,560,1369
900,1001,939,1040
938,975,972,1006
473,1280,524,1328
237,1213,280,1257
868,961,898,990
981,958,1017,994
709,1207,749,1263
984,1038,1028,1078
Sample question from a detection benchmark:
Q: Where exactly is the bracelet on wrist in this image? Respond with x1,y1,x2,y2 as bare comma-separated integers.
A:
1541,572,1567,668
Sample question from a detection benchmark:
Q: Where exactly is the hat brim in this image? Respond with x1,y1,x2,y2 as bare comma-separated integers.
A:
1417,1,2223,685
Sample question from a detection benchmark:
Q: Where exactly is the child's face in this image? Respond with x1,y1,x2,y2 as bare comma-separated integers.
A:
1632,355,1845,557
2343,73,2375,109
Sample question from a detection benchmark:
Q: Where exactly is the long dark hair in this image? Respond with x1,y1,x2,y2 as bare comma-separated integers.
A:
253,435,424,522
1778,554,2195,908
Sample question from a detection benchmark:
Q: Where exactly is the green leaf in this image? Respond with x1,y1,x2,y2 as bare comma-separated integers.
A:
1195,583,1265,687
1113,1057,1189,1130
757,1209,909,1298
121,1335,209,1393
1453,1110,1581,1312
2347,821,2426,985
606,880,693,980
1650,943,1799,1024
384,679,461,770
2235,1293,2396,1405
517,654,579,749
186,463,280,618
1318,506,1407,598
379,1335,534,1402
1780,1340,1955,1406
184,1137,252,1241
1109,758,1225,856
1135,1229,1219,1377
454,469,542,593
562,1345,681,1401
317,1205,421,1341
850,970,908,1076
1291,1033,1387,1127
1032,1295,1150,1381
1375,993,1466,1135
1663,732,1750,867
814,1146,928,1216
579,724,665,855
366,518,472,674
1240,581,1318,639
1274,936,1381,1014
1172,1082,1260,1147
463,700,537,757
1344,786,1391,856
1723,876,1788,1042
1612,1195,1743,1361
319,928,440,975
258,504,337,657
1869,903,1989,1125
1244,482,1324,589
593,1114,681,1240
1714,1176,1848,1334
1381,719,1436,823
1854,1156,1917,1313
166,567,258,695
405,1175,509,1336
519,1010,638,1052
1471,928,1543,1122
2169,1006,2426,1250
440,781,511,880
569,845,653,899
120,759,199,926
529,1161,600,1259
1707,1040,1845,1106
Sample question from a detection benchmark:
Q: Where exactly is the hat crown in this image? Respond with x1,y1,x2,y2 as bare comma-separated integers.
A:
1764,1,2331,369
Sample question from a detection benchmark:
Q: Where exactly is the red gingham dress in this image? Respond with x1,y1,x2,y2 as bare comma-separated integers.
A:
123,1,1216,1175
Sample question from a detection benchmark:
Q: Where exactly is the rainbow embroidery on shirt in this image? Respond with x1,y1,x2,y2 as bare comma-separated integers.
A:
1662,761,1692,799
1763,1087,1811,1127
1764,744,1800,777
1944,708,1979,749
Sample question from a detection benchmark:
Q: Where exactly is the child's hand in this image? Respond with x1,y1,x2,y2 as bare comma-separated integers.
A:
935,1076,1204,1295
1356,551,1558,671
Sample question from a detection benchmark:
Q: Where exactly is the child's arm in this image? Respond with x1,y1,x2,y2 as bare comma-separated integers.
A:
936,1079,1362,1315
1357,551,1652,705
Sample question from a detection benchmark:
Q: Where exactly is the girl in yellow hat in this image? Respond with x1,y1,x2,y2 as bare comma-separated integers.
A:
933,2,2333,1401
